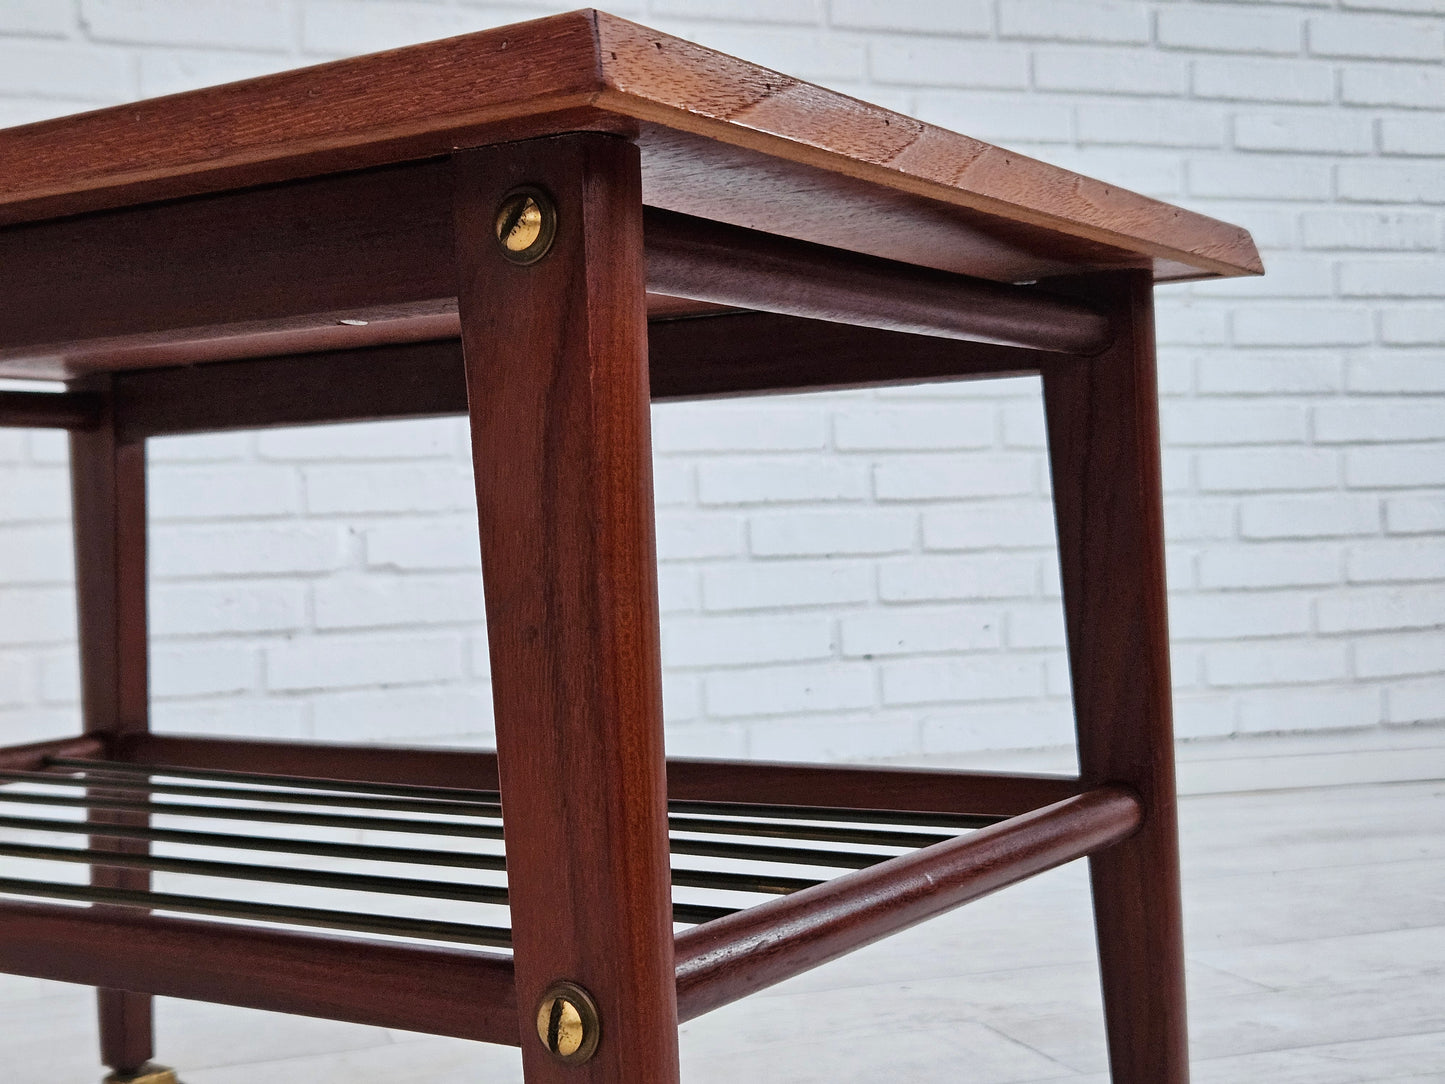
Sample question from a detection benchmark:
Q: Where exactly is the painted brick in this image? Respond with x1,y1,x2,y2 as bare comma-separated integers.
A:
0,39,134,99
1337,161,1445,203
1170,591,1315,640
1339,259,1445,298
663,721,746,758
1309,13,1445,60
662,614,834,668
1163,401,1308,446
1205,641,1350,687
657,513,745,561
651,0,821,26
705,662,874,717
998,0,1148,44
1316,402,1445,444
1316,584,1445,633
653,460,693,507
748,510,914,557
1240,495,1381,540
677,25,866,81
152,698,310,740
701,561,873,611
662,674,702,723
1348,354,1445,393
1198,544,1340,590
881,656,1043,706
1001,403,1046,448
313,573,485,629
830,0,991,36
1232,306,1373,347
0,525,72,584
148,431,250,463
1385,496,1445,533
150,465,301,521
919,700,1078,755
1076,101,1228,148
0,588,78,647
872,39,1029,88
1006,602,1067,649
1347,539,1445,583
152,524,348,578
912,92,1074,145
82,0,292,50
151,644,257,699
0,468,71,522
1238,686,1381,733
921,501,1055,550
651,404,825,454
1198,448,1339,492
657,566,700,614
301,1,525,56
1302,211,1439,251
841,606,1001,658
873,454,1036,501
1033,47,1190,97
1164,498,1237,543
0,657,27,707
1386,676,1445,725
138,48,303,97
1193,57,1335,104
877,555,1038,602
266,634,463,692
310,685,494,743
833,404,993,451
1346,444,1445,488
365,519,480,571
1189,157,1333,201
1380,309,1445,345
1198,354,1344,396
1234,113,1374,155
747,712,920,762
1354,630,1445,678
697,458,868,505
1379,116,1445,156
150,582,306,637
1158,6,1302,55
1,1,75,37
1341,63,1445,108
1341,0,1445,14
303,464,475,515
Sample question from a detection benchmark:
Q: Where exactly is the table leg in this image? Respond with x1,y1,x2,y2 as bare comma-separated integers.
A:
1043,271,1190,1082
453,133,680,1083
70,389,171,1083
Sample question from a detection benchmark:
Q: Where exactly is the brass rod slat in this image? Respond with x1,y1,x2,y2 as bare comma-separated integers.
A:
6,777,953,849
1,768,501,817
0,842,736,925
0,812,830,893
51,757,493,801
0,811,504,870
0,876,513,947
51,757,998,830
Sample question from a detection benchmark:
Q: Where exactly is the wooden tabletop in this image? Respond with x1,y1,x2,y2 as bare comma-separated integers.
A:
0,8,1258,288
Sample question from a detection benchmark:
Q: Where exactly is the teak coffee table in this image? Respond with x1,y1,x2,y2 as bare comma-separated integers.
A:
0,10,1260,1083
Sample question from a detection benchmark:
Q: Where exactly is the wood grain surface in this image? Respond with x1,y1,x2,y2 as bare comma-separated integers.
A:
455,133,680,1083
0,10,1258,285
1043,271,1190,1083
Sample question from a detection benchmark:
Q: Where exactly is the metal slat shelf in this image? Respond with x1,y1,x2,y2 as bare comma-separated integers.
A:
0,758,996,950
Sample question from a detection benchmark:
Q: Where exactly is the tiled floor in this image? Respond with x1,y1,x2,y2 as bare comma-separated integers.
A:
2,729,1442,1082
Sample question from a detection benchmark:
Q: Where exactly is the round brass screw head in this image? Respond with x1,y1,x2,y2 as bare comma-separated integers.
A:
535,981,600,1065
495,187,557,264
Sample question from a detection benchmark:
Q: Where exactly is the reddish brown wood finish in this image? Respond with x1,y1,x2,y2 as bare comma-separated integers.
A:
0,390,103,429
645,209,1111,354
1043,271,1189,1082
113,733,1079,819
69,377,155,1076
0,13,1259,285
0,735,104,771
108,313,1052,442
674,787,1141,1020
0,901,519,1044
454,133,679,1083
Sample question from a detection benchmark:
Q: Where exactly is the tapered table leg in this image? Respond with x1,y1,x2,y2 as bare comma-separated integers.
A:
71,381,163,1082
1043,271,1190,1082
453,133,680,1083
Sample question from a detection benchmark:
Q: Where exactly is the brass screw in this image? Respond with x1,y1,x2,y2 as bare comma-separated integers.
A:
495,187,557,264
535,981,600,1065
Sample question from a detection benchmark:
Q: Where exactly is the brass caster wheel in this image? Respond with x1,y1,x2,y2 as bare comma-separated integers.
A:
104,1065,181,1084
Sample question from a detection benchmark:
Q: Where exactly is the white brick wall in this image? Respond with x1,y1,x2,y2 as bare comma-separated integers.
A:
0,0,1442,760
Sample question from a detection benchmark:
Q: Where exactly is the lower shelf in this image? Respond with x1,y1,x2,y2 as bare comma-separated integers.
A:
0,755,998,950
